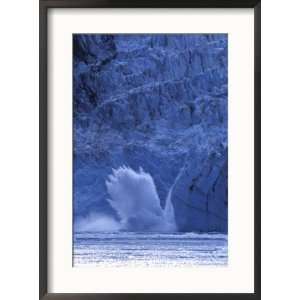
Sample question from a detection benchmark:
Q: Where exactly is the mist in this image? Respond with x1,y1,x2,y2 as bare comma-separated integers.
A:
74,213,121,232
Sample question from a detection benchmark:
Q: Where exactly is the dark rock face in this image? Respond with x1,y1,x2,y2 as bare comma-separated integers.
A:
73,34,228,232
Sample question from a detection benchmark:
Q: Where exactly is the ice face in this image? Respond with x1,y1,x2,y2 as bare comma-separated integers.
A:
73,34,228,232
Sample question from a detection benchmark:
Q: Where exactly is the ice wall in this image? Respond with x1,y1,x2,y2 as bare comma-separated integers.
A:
73,34,228,232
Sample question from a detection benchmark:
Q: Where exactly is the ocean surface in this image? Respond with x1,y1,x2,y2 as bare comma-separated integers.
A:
73,232,228,267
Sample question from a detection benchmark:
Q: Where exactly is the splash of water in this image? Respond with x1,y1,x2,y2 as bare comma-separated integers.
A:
105,166,177,232
75,213,121,232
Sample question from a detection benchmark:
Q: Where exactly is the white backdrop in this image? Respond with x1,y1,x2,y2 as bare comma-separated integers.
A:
0,0,300,299
48,8,254,293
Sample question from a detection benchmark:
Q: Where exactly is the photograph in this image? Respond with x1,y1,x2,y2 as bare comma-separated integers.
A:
72,34,228,267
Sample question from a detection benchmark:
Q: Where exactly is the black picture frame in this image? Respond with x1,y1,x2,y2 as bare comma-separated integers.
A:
40,1,261,299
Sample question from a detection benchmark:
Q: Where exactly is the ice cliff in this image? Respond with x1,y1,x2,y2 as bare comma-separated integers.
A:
73,34,228,232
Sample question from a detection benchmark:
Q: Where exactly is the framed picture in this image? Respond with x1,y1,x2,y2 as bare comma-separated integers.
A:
40,0,261,299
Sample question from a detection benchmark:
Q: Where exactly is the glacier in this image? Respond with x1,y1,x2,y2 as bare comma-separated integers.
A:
73,34,228,233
